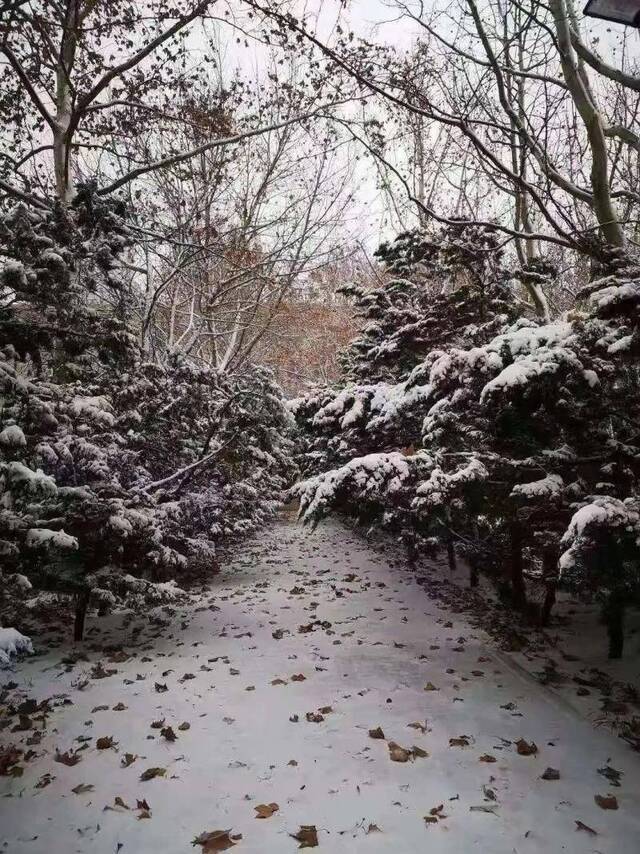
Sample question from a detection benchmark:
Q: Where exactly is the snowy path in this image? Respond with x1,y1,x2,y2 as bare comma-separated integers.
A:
2,517,639,854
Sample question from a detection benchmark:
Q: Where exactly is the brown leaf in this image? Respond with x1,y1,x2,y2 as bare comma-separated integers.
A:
388,741,411,763
594,794,618,810
115,796,129,809
160,726,177,742
291,674,306,682
140,766,166,781
178,722,191,731
423,815,438,825
366,823,382,834
305,712,324,723
449,736,470,748
55,750,81,766
137,798,151,810
407,721,427,734
290,825,318,848
112,702,127,711
479,754,497,763
411,745,429,758
423,682,438,692
72,783,94,794
271,678,288,686
515,738,538,756
193,829,241,851
155,682,168,693
575,820,598,836
121,752,137,768
541,767,560,780
318,706,333,714
254,802,279,819
151,719,165,729
96,736,116,750
368,726,385,740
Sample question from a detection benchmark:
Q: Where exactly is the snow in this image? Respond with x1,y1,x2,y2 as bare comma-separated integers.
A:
0,627,33,666
511,474,563,500
3,461,57,495
0,424,26,447
1,516,639,853
25,527,79,551
69,394,116,427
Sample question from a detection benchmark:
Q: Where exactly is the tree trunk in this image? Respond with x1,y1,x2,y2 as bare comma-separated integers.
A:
539,546,559,626
469,554,479,588
74,591,89,641
446,534,457,572
603,590,625,659
509,520,527,610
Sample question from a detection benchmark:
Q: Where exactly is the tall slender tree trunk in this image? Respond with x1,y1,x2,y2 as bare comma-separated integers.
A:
509,520,527,610
539,545,559,626
602,590,625,659
74,591,89,641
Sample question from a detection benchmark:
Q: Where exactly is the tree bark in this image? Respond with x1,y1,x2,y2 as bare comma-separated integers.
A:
603,590,625,659
509,520,527,610
74,591,89,641
539,546,559,627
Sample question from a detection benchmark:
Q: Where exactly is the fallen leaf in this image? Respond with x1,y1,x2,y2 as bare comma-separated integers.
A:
575,820,598,836
192,829,241,851
112,702,127,711
121,753,137,768
290,825,318,848
178,722,191,731
479,754,497,763
366,823,382,834
72,783,94,794
388,741,411,763
541,767,560,781
407,721,427,734
137,798,151,810
155,683,168,693
597,765,622,787
291,674,306,682
368,727,385,740
254,802,279,819
161,726,177,742
305,712,324,723
140,767,166,781
594,794,618,810
411,745,429,758
424,682,438,692
470,804,498,814
515,738,537,756
271,678,287,686
449,736,470,748
96,736,116,750
55,750,81,766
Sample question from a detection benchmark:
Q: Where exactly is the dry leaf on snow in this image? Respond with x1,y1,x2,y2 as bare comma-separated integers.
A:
71,783,94,794
192,829,242,851
387,741,411,763
140,767,166,781
254,802,279,818
368,727,385,740
515,738,538,756
121,753,137,768
290,825,318,848
594,794,618,810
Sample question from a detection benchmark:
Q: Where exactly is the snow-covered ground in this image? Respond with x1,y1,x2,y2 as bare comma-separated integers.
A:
1,516,639,853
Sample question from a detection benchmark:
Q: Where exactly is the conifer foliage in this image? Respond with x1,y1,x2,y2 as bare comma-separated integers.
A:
292,226,640,657
0,194,294,638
